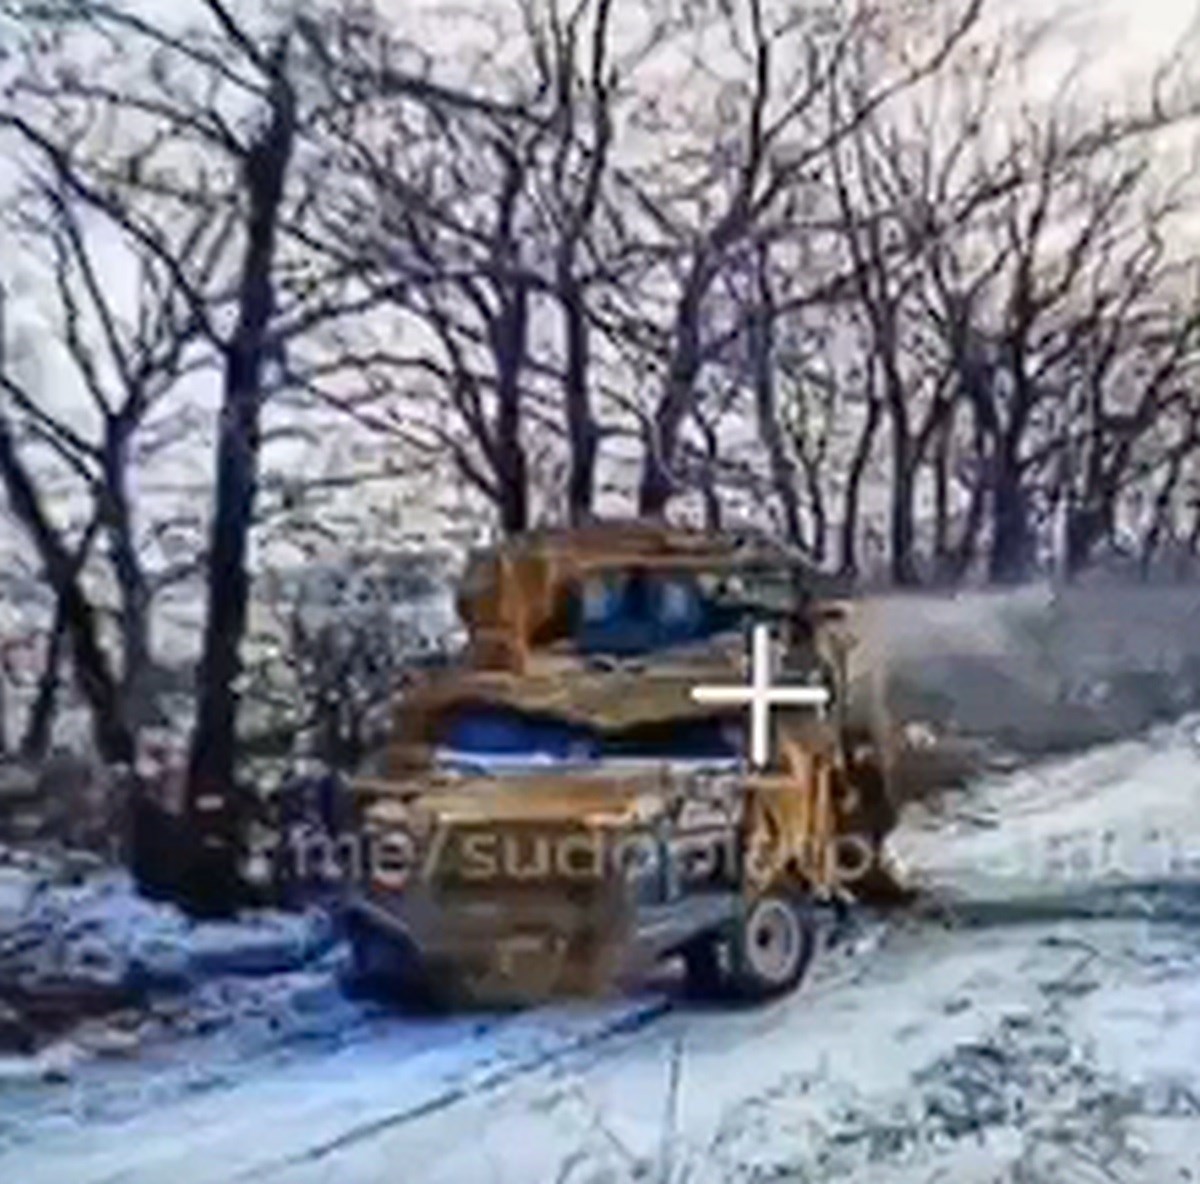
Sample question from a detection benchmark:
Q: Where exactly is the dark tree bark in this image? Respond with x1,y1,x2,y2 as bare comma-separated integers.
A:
827,84,920,586
491,279,530,534
0,418,133,764
638,275,706,517
987,437,1033,583
931,408,954,583
750,246,805,550
184,48,296,916
554,0,613,525
19,519,100,762
20,605,66,763
888,411,918,585
840,385,882,578
1140,449,1186,577
562,281,599,524
801,456,828,564
100,430,153,727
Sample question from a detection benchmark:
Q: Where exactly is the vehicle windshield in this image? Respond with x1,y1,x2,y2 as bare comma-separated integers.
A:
571,563,802,657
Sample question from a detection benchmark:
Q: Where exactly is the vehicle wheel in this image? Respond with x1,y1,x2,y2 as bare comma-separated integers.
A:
727,893,815,1001
342,911,440,1009
681,933,727,999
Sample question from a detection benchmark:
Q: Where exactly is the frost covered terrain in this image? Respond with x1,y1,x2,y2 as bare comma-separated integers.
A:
1,717,1198,1183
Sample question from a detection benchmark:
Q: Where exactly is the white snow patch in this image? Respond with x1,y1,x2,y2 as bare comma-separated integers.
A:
4,725,1200,1182
893,715,1200,899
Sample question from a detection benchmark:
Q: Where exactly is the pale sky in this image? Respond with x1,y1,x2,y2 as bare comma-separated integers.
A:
1092,0,1198,65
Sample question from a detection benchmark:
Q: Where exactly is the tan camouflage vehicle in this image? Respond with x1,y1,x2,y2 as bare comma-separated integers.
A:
341,521,904,1006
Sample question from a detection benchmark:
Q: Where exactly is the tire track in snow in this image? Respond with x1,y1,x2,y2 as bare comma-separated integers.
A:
248,911,894,1179
241,996,675,1178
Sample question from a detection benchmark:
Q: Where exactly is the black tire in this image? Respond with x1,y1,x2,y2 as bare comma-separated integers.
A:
341,911,441,1009
727,892,815,1001
681,933,727,1000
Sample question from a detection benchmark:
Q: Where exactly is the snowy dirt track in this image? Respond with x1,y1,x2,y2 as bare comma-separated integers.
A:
5,719,1200,1184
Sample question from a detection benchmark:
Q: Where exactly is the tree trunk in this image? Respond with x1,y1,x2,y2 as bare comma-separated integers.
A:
1065,503,1106,576
185,61,295,917
492,281,530,535
638,377,693,517
802,457,828,564
0,418,133,764
638,279,705,517
695,412,723,534
750,248,804,549
948,445,989,584
932,411,954,584
988,445,1032,584
102,430,153,731
20,598,68,762
562,276,598,525
840,394,881,578
888,417,918,586
1140,439,1193,578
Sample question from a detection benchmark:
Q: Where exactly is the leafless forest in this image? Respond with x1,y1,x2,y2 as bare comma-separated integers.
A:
2,0,1200,872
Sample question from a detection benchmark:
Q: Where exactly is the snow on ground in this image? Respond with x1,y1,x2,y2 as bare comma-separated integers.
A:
0,854,339,1107
0,855,334,971
894,715,1200,905
298,921,1199,1184
2,719,1200,1183
2,867,336,988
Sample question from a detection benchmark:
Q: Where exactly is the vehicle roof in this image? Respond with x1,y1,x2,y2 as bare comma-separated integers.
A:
468,520,842,584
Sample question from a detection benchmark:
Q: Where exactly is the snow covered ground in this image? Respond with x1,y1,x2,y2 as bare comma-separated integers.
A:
3,718,1200,1183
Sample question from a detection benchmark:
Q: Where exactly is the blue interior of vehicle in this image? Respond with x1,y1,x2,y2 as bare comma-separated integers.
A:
442,705,600,761
572,571,740,656
438,703,742,768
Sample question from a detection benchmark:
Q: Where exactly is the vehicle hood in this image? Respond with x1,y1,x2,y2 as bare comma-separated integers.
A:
361,766,687,831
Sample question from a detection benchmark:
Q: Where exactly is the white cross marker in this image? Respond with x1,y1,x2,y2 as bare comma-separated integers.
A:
690,623,831,769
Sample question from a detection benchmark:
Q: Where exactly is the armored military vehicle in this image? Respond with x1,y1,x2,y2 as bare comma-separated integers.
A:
341,522,901,1005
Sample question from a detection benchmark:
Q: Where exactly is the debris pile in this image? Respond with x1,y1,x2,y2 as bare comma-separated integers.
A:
0,843,335,1065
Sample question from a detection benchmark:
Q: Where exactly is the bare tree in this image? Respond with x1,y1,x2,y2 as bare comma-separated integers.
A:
527,0,617,523
0,159,227,741
287,6,558,535
815,6,1200,583
618,0,983,520
0,275,141,761
0,0,353,910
